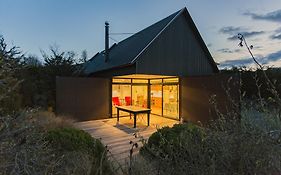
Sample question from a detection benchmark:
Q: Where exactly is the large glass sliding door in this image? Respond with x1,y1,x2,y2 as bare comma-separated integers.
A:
132,85,148,108
112,77,179,120
163,85,179,119
151,85,162,115
112,84,131,117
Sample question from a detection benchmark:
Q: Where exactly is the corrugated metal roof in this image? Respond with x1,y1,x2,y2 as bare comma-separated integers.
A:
83,9,182,75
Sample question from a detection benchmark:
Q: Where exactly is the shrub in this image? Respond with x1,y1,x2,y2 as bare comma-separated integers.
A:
141,123,205,158
46,127,105,156
46,127,112,174
140,115,281,175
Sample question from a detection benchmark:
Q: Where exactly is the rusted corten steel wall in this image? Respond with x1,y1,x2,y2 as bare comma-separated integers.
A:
180,74,240,124
56,77,111,121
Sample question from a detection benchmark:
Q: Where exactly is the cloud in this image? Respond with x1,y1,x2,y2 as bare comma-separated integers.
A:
244,9,281,23
219,26,265,41
270,28,281,40
219,58,253,67
271,34,281,40
219,26,242,35
264,50,281,63
220,49,281,67
217,48,241,53
227,31,265,41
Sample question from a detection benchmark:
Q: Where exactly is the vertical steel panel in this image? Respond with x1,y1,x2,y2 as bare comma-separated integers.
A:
180,74,240,124
56,77,110,121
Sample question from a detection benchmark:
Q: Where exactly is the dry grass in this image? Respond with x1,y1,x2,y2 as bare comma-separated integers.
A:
0,110,113,175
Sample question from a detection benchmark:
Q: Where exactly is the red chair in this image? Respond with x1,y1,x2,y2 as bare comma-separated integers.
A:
112,97,121,106
125,96,131,106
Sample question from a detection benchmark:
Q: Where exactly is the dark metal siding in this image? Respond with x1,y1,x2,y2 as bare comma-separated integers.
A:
56,77,111,121
136,13,214,76
180,74,240,124
89,64,136,78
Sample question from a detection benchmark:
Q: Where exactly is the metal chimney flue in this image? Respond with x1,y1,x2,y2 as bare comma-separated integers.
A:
105,21,109,62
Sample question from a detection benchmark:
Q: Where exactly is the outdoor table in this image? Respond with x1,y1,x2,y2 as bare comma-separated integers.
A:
115,105,151,128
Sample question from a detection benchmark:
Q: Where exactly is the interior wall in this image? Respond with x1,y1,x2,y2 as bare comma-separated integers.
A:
180,74,240,124
56,77,111,121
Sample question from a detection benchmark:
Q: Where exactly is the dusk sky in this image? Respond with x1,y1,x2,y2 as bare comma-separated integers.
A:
1,0,281,68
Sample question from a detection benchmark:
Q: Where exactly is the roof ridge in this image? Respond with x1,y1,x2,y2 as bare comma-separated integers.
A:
130,8,185,64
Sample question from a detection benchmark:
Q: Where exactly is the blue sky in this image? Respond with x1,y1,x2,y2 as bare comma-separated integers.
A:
0,0,281,68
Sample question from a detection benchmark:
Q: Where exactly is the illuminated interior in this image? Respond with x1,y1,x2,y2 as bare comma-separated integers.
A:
112,84,131,117
163,85,179,119
112,74,179,120
151,84,162,115
132,85,147,108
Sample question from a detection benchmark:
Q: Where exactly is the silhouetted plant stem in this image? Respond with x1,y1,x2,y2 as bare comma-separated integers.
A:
238,33,281,109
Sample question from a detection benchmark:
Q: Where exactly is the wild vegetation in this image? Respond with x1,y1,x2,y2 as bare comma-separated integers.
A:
0,35,86,113
0,35,113,175
136,108,281,174
0,110,112,174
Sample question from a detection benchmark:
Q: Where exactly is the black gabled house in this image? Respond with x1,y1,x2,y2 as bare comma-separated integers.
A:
56,8,239,124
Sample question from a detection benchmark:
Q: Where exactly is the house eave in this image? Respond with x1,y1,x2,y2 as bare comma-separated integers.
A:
87,63,136,77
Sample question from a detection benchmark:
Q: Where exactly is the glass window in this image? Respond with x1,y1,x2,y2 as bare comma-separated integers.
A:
150,79,162,84
163,85,179,119
112,84,131,117
132,85,148,108
132,79,148,84
163,78,179,83
151,85,162,115
112,79,131,83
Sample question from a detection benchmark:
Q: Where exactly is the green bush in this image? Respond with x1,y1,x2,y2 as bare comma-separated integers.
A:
46,127,104,153
140,117,281,175
143,123,205,154
46,127,112,174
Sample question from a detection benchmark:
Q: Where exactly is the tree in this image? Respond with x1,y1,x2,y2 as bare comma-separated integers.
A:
22,54,42,67
40,45,78,110
0,35,22,115
80,50,88,63
19,55,45,107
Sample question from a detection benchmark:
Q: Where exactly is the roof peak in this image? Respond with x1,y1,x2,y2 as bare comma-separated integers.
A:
131,8,186,63
83,7,215,75
113,8,185,49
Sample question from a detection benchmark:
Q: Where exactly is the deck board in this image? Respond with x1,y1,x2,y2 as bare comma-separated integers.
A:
75,115,179,165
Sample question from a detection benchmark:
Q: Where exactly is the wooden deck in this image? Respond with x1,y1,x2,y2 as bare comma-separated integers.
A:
75,115,179,165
